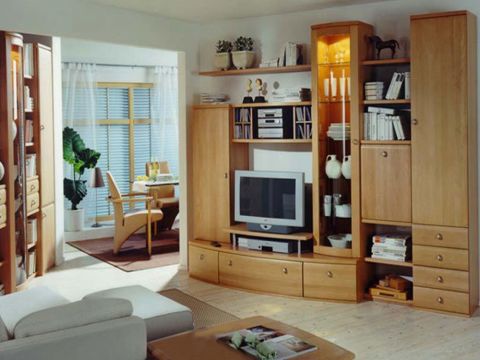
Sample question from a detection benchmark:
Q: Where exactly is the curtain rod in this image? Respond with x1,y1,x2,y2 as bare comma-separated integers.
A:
62,61,177,69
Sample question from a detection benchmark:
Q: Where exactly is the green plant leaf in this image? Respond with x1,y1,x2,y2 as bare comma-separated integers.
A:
63,127,86,165
77,148,101,175
63,178,87,210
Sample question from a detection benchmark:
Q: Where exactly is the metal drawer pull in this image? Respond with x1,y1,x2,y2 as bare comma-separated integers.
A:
327,271,333,278
228,260,233,266
282,268,288,274
436,276,444,283
436,233,443,240
412,119,418,125
40,125,45,130
437,297,444,304
381,151,388,157
199,254,205,260
224,173,228,179
352,139,359,145
436,254,443,261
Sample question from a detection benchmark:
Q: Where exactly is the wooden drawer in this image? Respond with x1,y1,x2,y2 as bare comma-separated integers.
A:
0,187,6,205
26,192,40,214
219,253,302,297
304,262,357,301
413,245,468,271
188,245,219,284
413,224,468,249
0,204,6,225
189,245,219,283
413,266,469,293
414,286,470,314
26,177,40,195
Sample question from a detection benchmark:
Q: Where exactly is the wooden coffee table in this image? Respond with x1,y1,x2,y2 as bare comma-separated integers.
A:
148,316,354,359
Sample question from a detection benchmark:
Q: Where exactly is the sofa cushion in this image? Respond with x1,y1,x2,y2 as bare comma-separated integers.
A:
14,298,133,339
85,285,194,341
0,286,69,338
0,316,8,342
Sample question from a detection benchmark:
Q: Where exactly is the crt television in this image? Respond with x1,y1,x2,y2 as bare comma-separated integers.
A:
234,170,305,234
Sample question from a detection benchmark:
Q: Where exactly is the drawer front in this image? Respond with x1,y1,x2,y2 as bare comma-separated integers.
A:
26,178,40,195
413,245,468,271
26,193,40,213
219,253,302,297
413,266,469,293
304,262,357,301
188,245,219,283
0,204,6,225
0,188,6,205
414,286,469,314
413,224,468,249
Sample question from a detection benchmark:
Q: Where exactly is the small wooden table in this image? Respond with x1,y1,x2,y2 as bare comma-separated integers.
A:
148,316,354,360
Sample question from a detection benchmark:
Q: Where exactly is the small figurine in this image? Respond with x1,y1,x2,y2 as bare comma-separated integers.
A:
243,79,254,103
369,36,400,59
254,78,266,103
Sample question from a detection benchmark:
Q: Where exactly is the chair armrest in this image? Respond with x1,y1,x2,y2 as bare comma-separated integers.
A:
121,192,148,197
109,197,153,203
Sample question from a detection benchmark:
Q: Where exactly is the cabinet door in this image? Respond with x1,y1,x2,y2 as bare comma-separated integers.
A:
40,204,55,273
191,107,231,242
188,245,219,283
304,262,357,301
411,15,468,227
38,45,55,206
361,145,411,222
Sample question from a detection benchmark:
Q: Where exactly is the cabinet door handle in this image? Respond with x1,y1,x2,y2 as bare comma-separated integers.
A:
228,260,233,266
437,276,444,283
199,254,205,260
352,139,359,145
42,212,47,218
40,125,45,130
436,254,443,262
282,267,288,274
327,271,333,278
381,151,388,158
224,173,228,179
436,233,443,240
412,119,418,125
437,297,444,304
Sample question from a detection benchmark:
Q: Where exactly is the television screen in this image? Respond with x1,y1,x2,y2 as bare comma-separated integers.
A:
239,177,296,220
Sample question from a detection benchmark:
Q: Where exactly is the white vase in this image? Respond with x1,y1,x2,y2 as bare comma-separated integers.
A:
11,121,17,140
325,154,342,179
0,161,4,181
342,155,352,179
65,208,85,232
214,52,231,70
232,51,255,69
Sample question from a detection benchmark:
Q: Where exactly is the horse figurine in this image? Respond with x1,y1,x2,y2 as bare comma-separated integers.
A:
369,36,400,59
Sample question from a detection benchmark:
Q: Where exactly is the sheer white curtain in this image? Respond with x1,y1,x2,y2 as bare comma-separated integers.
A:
150,66,179,175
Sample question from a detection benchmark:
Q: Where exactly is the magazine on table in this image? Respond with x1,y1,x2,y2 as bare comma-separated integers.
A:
216,325,317,359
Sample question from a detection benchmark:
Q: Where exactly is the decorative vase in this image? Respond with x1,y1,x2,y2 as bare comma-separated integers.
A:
232,51,255,69
0,161,4,181
65,208,85,232
341,155,352,179
214,52,231,70
325,154,342,179
11,121,17,140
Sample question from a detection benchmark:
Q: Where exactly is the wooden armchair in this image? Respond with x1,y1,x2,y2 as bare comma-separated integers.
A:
145,161,179,230
106,171,164,255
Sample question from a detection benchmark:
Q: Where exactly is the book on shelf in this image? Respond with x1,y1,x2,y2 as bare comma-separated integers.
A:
295,107,304,122
372,234,409,247
385,72,410,100
236,108,250,123
371,234,411,262
363,107,410,141
364,82,384,100
305,107,311,122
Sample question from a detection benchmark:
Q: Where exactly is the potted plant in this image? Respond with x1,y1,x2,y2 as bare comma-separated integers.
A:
214,40,233,70
63,127,100,231
232,36,255,69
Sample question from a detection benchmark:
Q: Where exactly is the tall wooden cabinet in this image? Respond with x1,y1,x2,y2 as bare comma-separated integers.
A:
410,11,478,315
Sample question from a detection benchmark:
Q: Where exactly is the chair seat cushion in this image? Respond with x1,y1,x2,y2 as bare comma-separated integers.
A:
124,209,164,222
14,298,133,339
156,197,179,208
0,286,69,338
84,285,193,341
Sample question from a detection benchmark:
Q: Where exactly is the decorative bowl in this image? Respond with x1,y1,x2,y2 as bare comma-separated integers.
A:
328,234,352,248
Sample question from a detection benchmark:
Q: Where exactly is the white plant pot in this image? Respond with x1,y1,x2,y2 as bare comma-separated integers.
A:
214,52,231,70
232,51,255,69
65,208,85,232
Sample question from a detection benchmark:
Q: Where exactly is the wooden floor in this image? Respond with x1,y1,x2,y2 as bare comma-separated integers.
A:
32,245,480,360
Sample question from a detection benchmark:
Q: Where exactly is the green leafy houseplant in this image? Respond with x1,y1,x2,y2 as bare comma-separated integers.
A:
63,127,100,210
233,36,254,51
216,40,232,53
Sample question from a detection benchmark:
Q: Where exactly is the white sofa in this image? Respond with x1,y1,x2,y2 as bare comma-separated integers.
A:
0,285,194,360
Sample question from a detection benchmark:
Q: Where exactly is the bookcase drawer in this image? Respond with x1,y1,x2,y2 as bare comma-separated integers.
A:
414,286,469,314
219,253,302,297
26,192,40,214
0,187,6,205
413,245,468,271
304,262,357,301
413,266,469,293
189,245,219,284
413,224,468,249
26,177,40,195
0,204,6,225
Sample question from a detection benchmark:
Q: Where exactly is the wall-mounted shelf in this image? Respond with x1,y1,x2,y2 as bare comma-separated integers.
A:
362,58,410,66
224,223,313,241
364,257,413,268
232,139,312,144
362,219,412,227
362,99,410,105
199,64,311,77
232,101,311,108
361,140,411,145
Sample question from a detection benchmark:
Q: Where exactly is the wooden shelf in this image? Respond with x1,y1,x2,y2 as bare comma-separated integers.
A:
232,139,312,144
367,293,413,306
25,142,34,147
27,209,39,217
361,140,411,145
362,99,410,105
364,257,413,268
362,219,412,227
362,58,410,66
27,242,36,250
318,62,350,67
316,244,353,258
199,64,311,76
232,101,311,108
224,223,313,241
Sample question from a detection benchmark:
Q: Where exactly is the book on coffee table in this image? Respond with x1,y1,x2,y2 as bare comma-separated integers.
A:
216,325,317,359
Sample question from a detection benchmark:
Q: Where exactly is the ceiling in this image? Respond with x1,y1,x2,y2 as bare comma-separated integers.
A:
86,0,391,23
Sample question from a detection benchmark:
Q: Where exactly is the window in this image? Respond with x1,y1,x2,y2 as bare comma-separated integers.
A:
73,83,178,221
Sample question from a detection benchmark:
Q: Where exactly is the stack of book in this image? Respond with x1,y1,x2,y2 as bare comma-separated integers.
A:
371,234,411,262
385,72,410,100
200,93,229,104
235,108,250,123
364,82,384,100
363,107,409,140
327,123,350,141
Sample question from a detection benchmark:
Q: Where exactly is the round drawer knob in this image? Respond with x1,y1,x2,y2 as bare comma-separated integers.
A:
437,276,444,283
199,254,205,260
327,271,333,278
228,260,233,266
437,297,444,304
282,268,288,274
436,233,443,240
352,139,359,145
224,173,228,179
412,119,418,125
436,254,444,261
381,151,388,157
